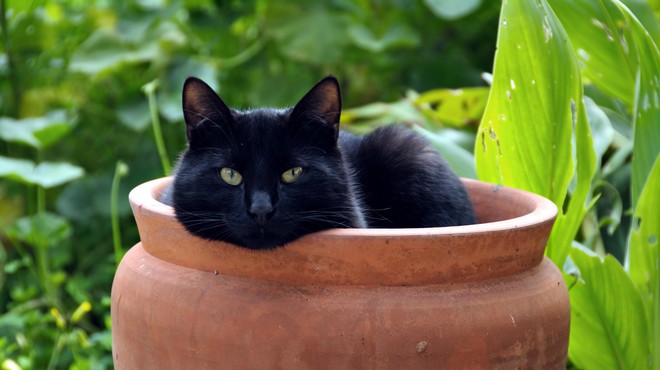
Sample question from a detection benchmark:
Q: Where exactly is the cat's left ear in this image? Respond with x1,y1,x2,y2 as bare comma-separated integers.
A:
290,76,342,141
182,77,234,141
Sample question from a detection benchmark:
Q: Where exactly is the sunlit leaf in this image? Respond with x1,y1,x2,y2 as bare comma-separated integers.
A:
415,87,489,127
549,0,660,210
424,0,482,20
27,162,85,188
0,156,35,178
569,248,649,370
584,97,614,163
348,24,420,53
628,156,660,364
0,110,72,149
549,0,637,107
0,157,84,188
475,0,579,206
626,7,660,211
70,29,162,74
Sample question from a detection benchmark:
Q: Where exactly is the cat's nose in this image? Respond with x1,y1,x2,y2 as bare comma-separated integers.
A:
249,191,274,225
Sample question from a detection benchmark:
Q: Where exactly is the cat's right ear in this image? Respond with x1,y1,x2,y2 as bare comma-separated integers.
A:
182,77,233,141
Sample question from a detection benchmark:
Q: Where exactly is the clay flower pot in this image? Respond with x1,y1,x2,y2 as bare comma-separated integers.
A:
111,177,569,369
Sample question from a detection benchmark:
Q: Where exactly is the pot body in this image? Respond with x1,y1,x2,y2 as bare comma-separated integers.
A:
112,178,569,369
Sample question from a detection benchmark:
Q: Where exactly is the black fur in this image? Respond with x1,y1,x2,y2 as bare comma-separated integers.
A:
163,76,476,250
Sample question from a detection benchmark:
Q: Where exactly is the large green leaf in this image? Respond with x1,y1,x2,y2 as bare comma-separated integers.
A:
549,0,637,107
626,6,660,211
0,156,85,188
475,0,579,206
0,110,72,149
547,96,597,266
569,247,649,370
475,0,596,266
549,0,660,210
628,156,660,366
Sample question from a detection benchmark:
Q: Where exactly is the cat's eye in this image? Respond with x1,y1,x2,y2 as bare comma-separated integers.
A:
220,167,243,186
281,167,303,183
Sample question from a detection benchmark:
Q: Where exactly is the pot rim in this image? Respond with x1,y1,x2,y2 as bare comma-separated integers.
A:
128,177,558,286
130,177,557,237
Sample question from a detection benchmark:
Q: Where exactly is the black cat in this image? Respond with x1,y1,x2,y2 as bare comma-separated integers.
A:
161,76,476,250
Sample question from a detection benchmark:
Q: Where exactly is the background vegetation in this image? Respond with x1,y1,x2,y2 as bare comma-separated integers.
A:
0,0,658,369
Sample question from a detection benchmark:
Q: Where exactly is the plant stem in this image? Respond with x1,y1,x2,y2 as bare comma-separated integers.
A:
111,161,129,267
46,334,64,370
0,0,22,116
142,80,171,176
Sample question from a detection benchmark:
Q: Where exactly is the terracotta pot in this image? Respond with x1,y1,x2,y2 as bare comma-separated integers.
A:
111,177,569,369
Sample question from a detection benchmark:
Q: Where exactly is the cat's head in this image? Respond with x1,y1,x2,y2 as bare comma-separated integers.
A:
172,76,355,250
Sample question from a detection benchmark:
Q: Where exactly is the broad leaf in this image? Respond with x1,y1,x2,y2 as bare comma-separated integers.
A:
424,0,482,20
475,0,596,266
626,6,660,211
547,97,597,266
549,0,636,107
628,156,660,365
475,0,578,207
0,157,85,188
569,248,649,370
550,0,660,210
348,24,420,53
0,110,72,149
415,87,489,128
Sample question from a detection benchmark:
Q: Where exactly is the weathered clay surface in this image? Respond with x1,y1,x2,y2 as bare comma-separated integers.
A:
111,177,569,369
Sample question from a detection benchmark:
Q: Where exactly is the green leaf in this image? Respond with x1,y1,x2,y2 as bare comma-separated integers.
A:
424,0,482,20
415,87,489,128
0,156,35,178
550,0,660,210
413,126,477,179
547,96,597,266
0,156,84,188
627,7,660,211
69,29,162,74
568,248,649,370
475,0,599,267
549,0,637,107
584,97,614,163
117,101,151,131
475,0,579,207
0,110,72,149
6,213,72,249
270,10,349,65
628,156,660,365
348,24,420,53
27,162,85,188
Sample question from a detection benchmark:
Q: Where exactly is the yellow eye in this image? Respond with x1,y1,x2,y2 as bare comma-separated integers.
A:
220,167,243,186
281,167,303,183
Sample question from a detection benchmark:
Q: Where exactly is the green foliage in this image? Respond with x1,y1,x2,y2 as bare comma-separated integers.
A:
568,248,650,370
0,0,498,368
475,0,659,368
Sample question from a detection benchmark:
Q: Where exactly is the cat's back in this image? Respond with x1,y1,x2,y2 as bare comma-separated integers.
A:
339,125,476,228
